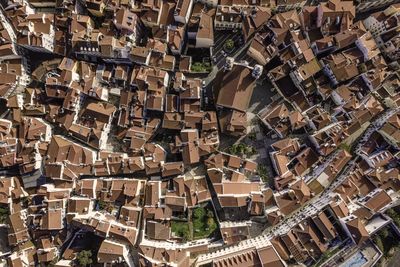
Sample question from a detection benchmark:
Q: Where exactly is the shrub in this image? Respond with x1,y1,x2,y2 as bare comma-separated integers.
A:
248,132,257,141
225,39,234,50
76,250,93,267
192,207,217,239
379,228,389,239
171,221,190,241
191,62,212,73
193,207,206,219
245,146,256,157
257,165,270,184
375,236,384,253
228,143,256,157
207,217,214,228
0,206,9,224
387,209,400,228
97,200,113,213
358,63,368,73
207,210,214,218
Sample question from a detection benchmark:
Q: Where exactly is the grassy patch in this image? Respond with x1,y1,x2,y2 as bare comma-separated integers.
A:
191,62,212,73
192,207,217,239
171,206,218,241
171,221,191,241
228,143,257,157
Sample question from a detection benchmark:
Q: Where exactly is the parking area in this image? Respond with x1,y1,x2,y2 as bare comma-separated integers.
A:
212,30,244,69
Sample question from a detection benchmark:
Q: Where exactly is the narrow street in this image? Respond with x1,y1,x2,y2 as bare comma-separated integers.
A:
198,106,400,263
1,0,399,266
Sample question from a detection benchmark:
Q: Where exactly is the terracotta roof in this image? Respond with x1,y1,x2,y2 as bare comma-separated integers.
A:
97,239,125,264
257,246,285,267
344,216,369,245
216,65,256,112
146,220,170,240
162,161,184,177
41,209,63,230
67,197,91,214
220,224,250,245
363,190,392,212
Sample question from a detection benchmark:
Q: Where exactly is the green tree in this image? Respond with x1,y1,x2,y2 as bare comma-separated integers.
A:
191,62,212,73
76,250,93,267
97,200,113,213
229,144,238,155
193,207,206,219
229,143,256,156
245,146,256,157
379,228,389,239
358,63,368,73
257,165,270,184
248,132,256,141
182,230,190,242
225,39,234,50
207,217,214,228
98,200,106,210
387,209,400,227
238,143,246,154
387,209,395,217
375,236,384,253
